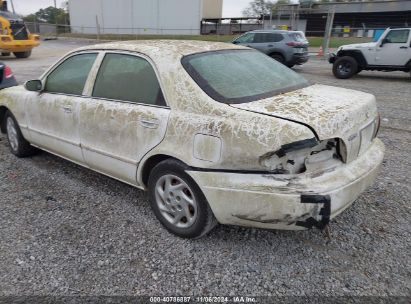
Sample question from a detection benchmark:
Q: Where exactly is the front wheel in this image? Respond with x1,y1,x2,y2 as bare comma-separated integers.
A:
148,159,217,238
5,111,37,157
333,56,358,79
14,51,32,59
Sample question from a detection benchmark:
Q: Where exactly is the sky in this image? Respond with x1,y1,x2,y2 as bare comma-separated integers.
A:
11,0,251,17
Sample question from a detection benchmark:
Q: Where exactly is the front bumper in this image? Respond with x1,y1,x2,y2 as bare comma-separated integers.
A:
0,39,40,52
187,139,385,230
328,53,337,64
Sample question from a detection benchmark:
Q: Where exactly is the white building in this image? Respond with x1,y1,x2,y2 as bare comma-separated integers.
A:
68,0,223,35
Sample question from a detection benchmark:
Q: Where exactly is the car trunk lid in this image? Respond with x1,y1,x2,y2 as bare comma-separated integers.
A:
230,84,379,162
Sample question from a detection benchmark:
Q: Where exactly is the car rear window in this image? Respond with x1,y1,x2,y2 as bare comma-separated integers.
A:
181,50,309,104
289,32,307,42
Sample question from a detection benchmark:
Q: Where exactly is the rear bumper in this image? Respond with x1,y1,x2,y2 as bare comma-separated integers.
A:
289,53,309,65
187,139,385,231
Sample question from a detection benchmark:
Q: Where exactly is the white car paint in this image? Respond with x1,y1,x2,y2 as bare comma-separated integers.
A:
0,40,385,232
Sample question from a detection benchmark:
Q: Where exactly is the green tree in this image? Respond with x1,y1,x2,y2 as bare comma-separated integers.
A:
23,13,38,22
242,0,291,17
29,6,69,24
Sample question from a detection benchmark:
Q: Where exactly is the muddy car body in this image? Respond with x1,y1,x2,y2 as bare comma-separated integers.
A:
0,41,385,238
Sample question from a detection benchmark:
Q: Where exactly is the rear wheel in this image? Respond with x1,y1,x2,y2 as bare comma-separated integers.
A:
14,51,32,59
148,159,217,238
4,111,37,157
1,52,10,56
333,56,358,79
270,53,285,65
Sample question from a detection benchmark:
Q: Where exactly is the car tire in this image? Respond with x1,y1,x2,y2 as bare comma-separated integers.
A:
270,53,285,65
4,111,37,157
148,159,218,238
13,51,32,59
333,56,358,79
1,52,10,56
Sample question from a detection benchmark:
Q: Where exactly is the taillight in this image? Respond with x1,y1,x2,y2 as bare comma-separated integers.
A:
4,66,13,79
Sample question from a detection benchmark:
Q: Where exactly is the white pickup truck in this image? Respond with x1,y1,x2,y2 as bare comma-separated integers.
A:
329,28,411,79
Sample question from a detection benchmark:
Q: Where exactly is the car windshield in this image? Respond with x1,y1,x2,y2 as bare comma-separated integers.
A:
181,50,309,104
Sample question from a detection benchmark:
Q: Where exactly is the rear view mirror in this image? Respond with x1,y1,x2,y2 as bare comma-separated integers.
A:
24,79,42,92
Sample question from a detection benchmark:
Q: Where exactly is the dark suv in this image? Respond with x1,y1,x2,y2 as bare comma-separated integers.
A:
233,30,309,67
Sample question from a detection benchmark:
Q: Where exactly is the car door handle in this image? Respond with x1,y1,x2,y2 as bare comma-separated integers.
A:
399,46,408,49
139,119,159,129
62,106,72,113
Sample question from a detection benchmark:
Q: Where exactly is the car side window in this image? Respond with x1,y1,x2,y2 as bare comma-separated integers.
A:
267,33,283,42
235,33,255,44
384,30,410,44
92,53,166,106
254,33,266,43
45,53,97,95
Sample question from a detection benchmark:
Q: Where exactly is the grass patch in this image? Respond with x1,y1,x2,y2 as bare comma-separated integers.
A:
308,37,372,48
55,33,372,48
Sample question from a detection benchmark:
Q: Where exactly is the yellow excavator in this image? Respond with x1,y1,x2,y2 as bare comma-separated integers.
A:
0,0,40,58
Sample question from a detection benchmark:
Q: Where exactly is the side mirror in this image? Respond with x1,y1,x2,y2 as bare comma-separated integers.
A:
232,40,239,44
24,79,42,92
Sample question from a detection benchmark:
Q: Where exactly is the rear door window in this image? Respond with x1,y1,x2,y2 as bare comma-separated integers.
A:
254,33,266,43
266,33,283,42
92,53,166,106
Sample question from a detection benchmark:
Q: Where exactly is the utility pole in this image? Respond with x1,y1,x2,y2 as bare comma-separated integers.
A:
9,0,16,14
54,0,58,39
322,6,335,58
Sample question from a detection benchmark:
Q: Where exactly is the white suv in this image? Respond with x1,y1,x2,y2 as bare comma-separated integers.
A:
329,28,411,79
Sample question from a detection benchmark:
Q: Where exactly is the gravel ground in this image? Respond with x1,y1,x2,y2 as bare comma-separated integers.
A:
0,40,410,299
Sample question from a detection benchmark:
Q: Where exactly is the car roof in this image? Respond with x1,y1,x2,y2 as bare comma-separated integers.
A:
249,30,298,34
75,40,246,59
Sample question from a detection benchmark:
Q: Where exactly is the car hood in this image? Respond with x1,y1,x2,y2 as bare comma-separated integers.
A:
339,42,377,51
230,84,378,142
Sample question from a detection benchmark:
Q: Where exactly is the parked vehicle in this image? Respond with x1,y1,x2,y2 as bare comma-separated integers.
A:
0,1,40,59
0,41,384,238
0,62,17,88
232,30,309,67
329,28,411,79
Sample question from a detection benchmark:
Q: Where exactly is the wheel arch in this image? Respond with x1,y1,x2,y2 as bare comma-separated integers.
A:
268,50,286,60
337,50,367,69
139,154,189,188
0,105,9,133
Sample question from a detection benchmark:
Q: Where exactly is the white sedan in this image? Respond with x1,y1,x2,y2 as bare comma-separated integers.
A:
0,40,385,238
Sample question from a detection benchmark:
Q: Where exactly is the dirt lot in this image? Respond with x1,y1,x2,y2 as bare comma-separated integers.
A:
0,40,410,299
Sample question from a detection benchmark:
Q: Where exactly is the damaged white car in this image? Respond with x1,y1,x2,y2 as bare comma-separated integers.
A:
0,41,385,238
